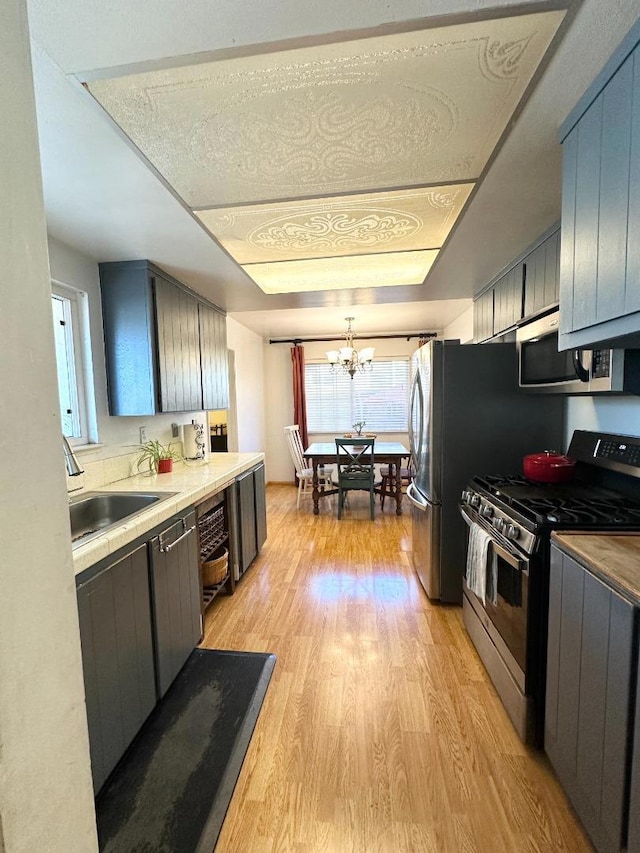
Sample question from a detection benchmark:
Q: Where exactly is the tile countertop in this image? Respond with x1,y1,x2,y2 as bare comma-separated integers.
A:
552,531,640,604
71,452,264,576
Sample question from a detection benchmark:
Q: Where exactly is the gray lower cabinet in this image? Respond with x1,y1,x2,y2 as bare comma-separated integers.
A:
236,463,267,576
76,542,156,793
148,509,202,697
545,544,636,853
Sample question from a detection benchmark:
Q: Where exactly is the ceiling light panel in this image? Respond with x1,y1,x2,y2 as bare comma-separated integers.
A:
241,250,439,294
87,11,564,208
195,184,474,263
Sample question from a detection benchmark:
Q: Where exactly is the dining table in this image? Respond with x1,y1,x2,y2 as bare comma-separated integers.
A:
303,441,410,515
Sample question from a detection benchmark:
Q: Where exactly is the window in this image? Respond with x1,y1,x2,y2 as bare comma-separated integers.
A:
305,359,410,433
51,281,93,445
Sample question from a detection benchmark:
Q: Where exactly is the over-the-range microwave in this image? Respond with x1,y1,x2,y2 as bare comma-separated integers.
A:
515,310,640,395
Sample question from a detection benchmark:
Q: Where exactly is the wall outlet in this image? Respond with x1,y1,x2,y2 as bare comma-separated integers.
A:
171,422,179,438
139,426,148,443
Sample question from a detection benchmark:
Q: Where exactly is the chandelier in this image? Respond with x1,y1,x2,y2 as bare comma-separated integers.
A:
326,317,375,379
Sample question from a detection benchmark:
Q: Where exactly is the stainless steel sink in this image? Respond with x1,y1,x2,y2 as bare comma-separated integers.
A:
69,491,175,546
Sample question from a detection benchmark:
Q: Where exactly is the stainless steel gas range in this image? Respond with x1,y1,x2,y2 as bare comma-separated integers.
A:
460,430,640,746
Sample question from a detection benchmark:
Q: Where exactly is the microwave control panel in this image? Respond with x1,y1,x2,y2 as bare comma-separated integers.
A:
591,349,611,379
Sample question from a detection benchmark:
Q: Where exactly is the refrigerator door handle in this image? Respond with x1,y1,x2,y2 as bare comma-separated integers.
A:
408,370,424,475
407,481,428,511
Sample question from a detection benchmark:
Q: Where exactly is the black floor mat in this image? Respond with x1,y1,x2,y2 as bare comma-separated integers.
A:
96,648,276,852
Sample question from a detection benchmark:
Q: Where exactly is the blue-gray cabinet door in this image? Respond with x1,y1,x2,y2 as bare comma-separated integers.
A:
627,637,640,851
493,264,524,335
545,545,635,853
76,543,156,793
524,231,560,318
149,510,201,698
199,301,229,410
254,463,267,551
473,289,493,342
154,275,203,413
237,469,258,574
100,262,158,415
559,45,640,348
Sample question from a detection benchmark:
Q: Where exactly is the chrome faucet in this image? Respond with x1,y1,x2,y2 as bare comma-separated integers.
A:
63,435,84,476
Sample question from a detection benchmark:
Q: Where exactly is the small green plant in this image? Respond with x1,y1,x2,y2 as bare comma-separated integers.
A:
135,439,180,474
352,420,366,436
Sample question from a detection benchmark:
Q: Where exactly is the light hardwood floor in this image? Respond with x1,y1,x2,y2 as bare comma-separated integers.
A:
202,484,592,852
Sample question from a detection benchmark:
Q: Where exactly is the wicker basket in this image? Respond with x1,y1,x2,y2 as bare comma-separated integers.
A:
202,547,228,586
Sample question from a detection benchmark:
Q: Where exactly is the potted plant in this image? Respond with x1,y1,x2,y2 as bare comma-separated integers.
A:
352,420,366,436
135,439,180,474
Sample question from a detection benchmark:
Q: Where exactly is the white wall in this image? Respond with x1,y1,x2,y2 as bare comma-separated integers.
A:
264,342,295,482
0,2,97,849
443,305,474,343
566,396,640,444
226,317,266,455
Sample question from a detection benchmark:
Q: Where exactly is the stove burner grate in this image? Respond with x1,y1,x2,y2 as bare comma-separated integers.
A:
472,474,640,529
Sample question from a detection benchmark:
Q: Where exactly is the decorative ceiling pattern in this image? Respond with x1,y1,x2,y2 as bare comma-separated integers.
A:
195,185,474,264
87,9,564,294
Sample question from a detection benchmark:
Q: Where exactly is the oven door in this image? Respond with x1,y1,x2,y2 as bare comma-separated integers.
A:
461,508,529,689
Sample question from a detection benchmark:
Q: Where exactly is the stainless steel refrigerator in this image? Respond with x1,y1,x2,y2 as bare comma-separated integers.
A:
406,339,564,604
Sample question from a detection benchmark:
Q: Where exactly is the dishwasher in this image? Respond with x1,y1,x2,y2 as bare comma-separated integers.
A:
148,509,201,698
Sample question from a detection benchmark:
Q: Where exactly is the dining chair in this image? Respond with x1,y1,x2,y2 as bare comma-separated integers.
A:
283,425,333,509
335,437,376,520
379,458,413,510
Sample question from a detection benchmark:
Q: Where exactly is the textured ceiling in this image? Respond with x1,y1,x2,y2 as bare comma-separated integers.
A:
86,10,564,295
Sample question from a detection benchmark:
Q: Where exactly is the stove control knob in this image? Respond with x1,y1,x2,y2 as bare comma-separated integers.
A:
461,490,471,503
505,524,520,541
470,494,481,508
480,504,494,519
493,517,505,533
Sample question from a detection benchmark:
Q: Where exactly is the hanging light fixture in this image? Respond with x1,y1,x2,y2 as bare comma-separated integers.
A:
326,317,375,379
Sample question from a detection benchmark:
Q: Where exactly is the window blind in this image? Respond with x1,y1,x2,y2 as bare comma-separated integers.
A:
305,359,410,432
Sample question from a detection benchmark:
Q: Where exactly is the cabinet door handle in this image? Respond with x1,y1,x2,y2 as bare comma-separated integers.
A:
159,523,196,553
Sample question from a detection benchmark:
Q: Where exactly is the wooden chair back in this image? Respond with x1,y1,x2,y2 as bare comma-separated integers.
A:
283,425,306,476
335,438,376,519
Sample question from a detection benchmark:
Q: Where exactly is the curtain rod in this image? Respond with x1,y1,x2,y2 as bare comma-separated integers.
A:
269,331,438,345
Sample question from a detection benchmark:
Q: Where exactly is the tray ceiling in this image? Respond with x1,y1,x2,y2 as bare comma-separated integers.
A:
86,9,564,295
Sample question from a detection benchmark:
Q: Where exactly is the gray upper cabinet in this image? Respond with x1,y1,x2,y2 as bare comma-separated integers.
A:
546,544,636,853
100,260,228,415
473,289,493,342
154,273,202,413
523,229,560,318
558,23,640,350
473,229,558,343
493,262,524,336
199,301,229,411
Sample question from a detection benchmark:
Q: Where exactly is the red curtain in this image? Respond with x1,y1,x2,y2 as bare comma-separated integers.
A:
291,343,308,450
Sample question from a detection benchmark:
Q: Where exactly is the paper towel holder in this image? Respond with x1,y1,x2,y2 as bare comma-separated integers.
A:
184,419,206,460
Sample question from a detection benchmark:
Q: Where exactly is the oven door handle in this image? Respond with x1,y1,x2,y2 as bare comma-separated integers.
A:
460,505,527,573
